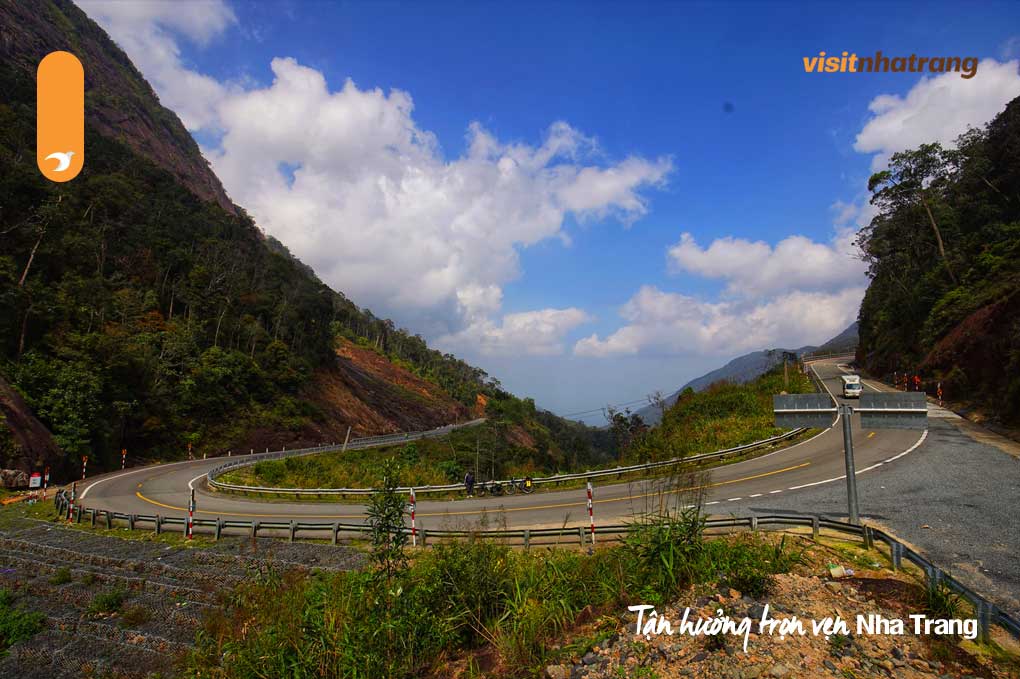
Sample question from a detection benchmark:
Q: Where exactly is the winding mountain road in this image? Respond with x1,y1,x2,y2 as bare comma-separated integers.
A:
78,358,934,531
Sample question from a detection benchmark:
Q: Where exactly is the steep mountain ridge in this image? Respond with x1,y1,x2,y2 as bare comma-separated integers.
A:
0,0,235,213
0,0,608,480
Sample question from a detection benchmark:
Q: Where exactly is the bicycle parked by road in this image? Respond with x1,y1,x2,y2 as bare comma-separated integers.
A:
503,476,535,495
476,479,504,497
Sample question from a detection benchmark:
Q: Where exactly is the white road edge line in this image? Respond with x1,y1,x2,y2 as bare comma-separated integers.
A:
785,429,928,491
80,458,206,500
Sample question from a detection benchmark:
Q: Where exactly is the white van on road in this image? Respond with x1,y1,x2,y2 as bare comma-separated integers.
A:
841,374,862,398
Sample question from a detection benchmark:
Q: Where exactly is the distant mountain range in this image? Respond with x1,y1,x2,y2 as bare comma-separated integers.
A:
810,321,859,356
634,322,858,425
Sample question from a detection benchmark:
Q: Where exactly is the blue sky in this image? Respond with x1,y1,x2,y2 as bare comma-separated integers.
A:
80,0,1020,421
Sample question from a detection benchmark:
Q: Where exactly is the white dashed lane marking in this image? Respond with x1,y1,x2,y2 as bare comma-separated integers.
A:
731,429,929,500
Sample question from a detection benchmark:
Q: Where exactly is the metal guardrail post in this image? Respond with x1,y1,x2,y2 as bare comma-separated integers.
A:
524,529,530,550
251,520,259,539
863,525,873,550
215,519,223,541
289,521,296,542
750,516,758,531
89,509,97,527
977,601,992,643
105,510,112,529
891,541,902,571
155,515,162,535
420,527,427,547
840,404,860,524
332,522,340,545
812,516,819,540
577,526,584,547
127,514,135,530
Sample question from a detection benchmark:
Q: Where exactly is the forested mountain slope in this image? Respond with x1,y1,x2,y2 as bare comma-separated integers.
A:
0,0,609,480
857,96,1020,424
633,345,815,425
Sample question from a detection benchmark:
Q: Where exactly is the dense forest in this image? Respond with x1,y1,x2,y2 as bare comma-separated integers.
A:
857,96,1020,424
0,1,612,478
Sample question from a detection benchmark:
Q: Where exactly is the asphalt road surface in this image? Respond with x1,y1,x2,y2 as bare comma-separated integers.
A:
80,358,928,531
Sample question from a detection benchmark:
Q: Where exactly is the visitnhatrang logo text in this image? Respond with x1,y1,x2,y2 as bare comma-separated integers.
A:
803,51,978,78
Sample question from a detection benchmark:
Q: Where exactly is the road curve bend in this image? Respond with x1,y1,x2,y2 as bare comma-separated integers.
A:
78,358,929,532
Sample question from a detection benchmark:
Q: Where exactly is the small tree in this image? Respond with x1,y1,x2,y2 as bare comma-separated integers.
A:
367,458,409,580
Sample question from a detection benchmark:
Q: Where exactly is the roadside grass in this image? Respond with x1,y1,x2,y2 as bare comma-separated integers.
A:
184,498,806,678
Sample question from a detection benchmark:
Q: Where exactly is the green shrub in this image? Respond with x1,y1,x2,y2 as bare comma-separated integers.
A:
367,458,410,580
923,579,964,624
623,506,707,602
118,605,150,628
88,588,126,616
0,588,45,655
49,567,72,585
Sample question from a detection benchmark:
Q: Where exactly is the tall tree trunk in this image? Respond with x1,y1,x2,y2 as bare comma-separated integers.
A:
214,305,228,347
17,301,32,356
921,198,958,285
18,230,44,287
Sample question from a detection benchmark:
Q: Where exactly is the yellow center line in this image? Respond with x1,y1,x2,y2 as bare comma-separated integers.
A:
868,431,876,439
132,462,810,519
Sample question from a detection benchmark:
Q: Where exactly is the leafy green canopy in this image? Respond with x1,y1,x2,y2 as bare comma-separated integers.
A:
857,95,1020,423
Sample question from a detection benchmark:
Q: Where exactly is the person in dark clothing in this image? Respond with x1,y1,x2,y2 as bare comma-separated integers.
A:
464,470,475,497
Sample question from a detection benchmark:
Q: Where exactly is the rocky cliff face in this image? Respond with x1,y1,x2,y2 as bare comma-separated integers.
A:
0,376,65,484
0,0,235,213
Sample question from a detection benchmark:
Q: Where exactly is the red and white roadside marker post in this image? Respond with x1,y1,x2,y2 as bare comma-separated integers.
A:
67,481,76,521
42,467,50,500
409,488,417,547
187,442,193,461
81,455,88,481
937,382,943,407
121,448,127,470
586,480,596,546
186,488,195,540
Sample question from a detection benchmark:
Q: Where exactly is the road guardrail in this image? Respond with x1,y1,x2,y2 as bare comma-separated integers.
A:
206,427,808,496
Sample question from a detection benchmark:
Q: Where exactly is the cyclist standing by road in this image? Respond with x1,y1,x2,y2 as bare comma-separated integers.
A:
464,470,475,497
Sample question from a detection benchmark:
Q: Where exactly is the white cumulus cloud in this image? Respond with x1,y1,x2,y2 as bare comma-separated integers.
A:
440,308,593,357
574,285,864,358
854,58,1020,171
77,1,670,357
667,229,866,298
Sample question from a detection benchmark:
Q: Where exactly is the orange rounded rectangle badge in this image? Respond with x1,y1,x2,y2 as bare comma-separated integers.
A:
37,51,84,182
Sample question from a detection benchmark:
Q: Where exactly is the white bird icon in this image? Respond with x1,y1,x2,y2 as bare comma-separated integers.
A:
45,150,75,172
